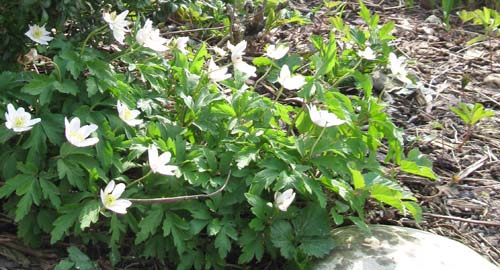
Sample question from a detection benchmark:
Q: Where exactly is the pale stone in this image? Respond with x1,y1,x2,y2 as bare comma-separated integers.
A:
313,225,498,270
484,74,500,88
424,15,442,25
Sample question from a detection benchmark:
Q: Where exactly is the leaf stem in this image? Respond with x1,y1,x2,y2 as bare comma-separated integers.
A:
127,171,231,203
309,126,327,158
127,170,153,188
274,86,284,101
80,25,108,57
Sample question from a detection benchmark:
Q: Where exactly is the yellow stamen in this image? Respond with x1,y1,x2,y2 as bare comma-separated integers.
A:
14,117,27,128
104,194,116,207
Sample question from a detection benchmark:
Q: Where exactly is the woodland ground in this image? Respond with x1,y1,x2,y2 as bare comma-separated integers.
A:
0,0,499,269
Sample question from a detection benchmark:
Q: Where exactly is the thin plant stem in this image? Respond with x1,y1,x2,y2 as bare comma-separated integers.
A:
288,104,306,135
457,124,472,150
127,170,153,188
127,171,231,203
49,61,62,81
108,43,139,61
80,25,108,57
309,126,327,158
274,86,284,101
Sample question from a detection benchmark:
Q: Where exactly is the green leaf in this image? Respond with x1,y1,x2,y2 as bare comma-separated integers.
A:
110,214,126,244
21,75,55,95
238,229,264,264
271,220,295,259
60,50,84,79
51,210,79,244
86,77,99,97
57,159,86,189
350,168,365,189
378,21,395,40
67,246,98,270
401,160,438,180
40,111,63,145
0,174,33,199
79,200,100,230
54,260,74,270
53,80,79,95
245,193,270,219
15,193,33,222
214,221,238,258
235,146,259,169
293,205,334,258
402,201,422,221
135,208,164,244
162,212,190,254
252,56,272,66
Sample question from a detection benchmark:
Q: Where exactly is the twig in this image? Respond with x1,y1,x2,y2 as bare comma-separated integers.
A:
2,242,58,259
453,155,488,182
423,213,500,226
128,171,231,204
166,25,226,35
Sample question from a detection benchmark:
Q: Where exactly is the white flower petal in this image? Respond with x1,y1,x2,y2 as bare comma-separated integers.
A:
107,199,132,214
111,183,126,198
104,180,116,194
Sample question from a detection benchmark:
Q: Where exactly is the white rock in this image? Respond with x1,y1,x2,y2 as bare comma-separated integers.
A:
313,225,498,270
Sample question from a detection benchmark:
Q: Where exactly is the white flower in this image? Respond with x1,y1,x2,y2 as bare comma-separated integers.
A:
4,103,41,132
25,24,53,45
64,117,99,147
308,104,346,127
277,65,306,90
234,60,257,77
100,180,132,214
212,46,227,57
208,58,231,82
103,10,130,44
175,36,190,54
148,145,178,176
274,189,296,212
358,47,376,60
136,19,170,52
388,52,412,84
227,40,247,63
227,40,257,77
117,101,143,126
265,44,289,59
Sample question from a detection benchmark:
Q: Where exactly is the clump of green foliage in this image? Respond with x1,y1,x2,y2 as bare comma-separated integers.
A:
0,1,435,269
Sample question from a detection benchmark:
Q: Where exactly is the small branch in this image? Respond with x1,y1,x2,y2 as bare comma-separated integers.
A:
423,212,500,227
166,25,226,35
127,171,231,204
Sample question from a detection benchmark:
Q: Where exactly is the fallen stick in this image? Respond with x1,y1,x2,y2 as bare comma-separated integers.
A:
423,212,500,226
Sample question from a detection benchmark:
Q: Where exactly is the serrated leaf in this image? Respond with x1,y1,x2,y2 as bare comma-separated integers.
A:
238,229,264,264
162,212,190,254
57,159,86,189
51,211,79,244
135,209,164,244
54,80,79,95
40,111,63,145
21,75,56,95
54,259,74,270
350,168,365,189
15,193,33,222
270,220,295,259
67,246,97,270
293,205,334,258
79,200,100,230
401,160,438,180
0,174,32,199
86,77,99,97
235,146,259,169
110,215,126,244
